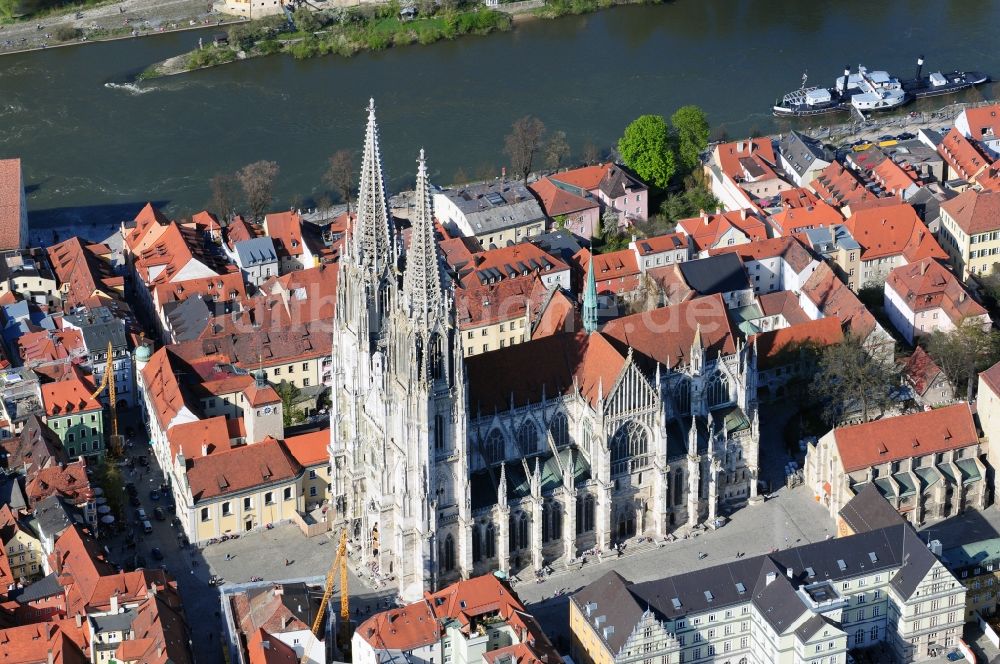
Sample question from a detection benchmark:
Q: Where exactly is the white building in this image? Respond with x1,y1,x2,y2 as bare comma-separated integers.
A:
883,258,988,345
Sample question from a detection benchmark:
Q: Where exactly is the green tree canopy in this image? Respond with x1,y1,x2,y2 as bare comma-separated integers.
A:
670,105,710,174
925,319,1000,401
810,335,898,425
617,114,676,190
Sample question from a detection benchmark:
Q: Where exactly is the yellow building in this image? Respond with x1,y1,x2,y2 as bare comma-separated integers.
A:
939,188,1000,279
0,508,43,583
942,538,1000,621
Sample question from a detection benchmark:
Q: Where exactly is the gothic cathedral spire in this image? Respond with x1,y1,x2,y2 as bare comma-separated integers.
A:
354,98,395,274
402,149,443,326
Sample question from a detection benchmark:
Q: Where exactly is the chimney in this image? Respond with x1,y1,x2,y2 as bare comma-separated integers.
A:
786,568,794,579
960,292,967,302
110,594,119,613
737,141,745,152
740,208,747,221
74,613,82,628
47,651,54,664
921,261,928,275
765,571,776,585
202,444,209,457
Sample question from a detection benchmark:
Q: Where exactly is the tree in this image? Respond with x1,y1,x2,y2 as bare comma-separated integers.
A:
323,149,355,213
237,160,280,223
925,320,1000,401
670,105,710,175
275,380,303,427
294,8,323,33
617,114,676,189
544,130,570,171
581,140,600,165
810,336,897,425
210,173,241,222
452,166,470,184
504,115,547,183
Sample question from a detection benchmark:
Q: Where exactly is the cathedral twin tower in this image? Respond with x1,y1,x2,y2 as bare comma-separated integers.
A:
329,100,762,602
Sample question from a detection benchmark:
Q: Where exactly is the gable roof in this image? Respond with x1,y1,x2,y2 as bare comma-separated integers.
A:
799,263,878,339
833,403,978,472
903,347,946,397
751,317,844,371
677,209,768,251
41,377,101,417
186,438,302,503
264,211,306,259
843,204,946,262
838,482,906,535
886,258,986,322
708,236,816,274
938,127,992,182
941,188,1000,235
529,177,598,218
465,331,627,410
678,253,751,295
769,201,843,237
602,294,736,370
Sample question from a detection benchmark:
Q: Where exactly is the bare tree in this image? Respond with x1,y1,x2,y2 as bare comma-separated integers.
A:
323,149,355,213
504,115,546,183
237,160,280,223
452,166,470,185
210,173,241,223
544,130,570,171
581,140,600,165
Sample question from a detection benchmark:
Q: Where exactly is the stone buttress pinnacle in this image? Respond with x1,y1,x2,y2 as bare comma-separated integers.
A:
583,256,598,333
353,98,394,274
402,148,444,326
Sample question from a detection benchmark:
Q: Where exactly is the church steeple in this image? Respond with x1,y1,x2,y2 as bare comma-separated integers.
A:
402,149,443,326
354,98,394,274
583,256,598,334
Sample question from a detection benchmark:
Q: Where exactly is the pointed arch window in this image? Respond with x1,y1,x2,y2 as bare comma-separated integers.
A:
576,495,584,534
552,503,562,540
707,370,731,409
610,420,650,476
484,428,505,466
581,419,593,458
549,412,569,447
584,495,595,532
434,414,446,451
442,534,455,572
517,513,529,550
542,503,551,543
485,523,496,559
517,420,539,455
472,525,482,563
673,377,691,415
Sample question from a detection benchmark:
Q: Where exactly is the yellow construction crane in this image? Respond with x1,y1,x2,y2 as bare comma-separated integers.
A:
306,529,349,662
89,340,124,458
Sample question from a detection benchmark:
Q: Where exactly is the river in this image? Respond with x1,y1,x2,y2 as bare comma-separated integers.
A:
1,0,998,231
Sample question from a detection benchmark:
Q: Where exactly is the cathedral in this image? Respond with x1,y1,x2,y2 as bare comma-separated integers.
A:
328,100,761,602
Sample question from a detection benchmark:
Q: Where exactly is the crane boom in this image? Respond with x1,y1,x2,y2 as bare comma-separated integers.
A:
89,341,123,457
310,530,348,636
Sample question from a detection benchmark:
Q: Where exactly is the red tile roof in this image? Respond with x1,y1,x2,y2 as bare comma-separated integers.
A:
531,288,576,340
769,201,843,237
677,210,768,252
800,263,878,339
631,232,688,256
707,236,815,273
26,460,93,506
960,104,1000,141
466,331,627,409
153,270,247,308
757,290,810,326
778,187,821,209
529,177,597,217
41,377,100,417
17,329,86,366
844,204,946,263
751,317,843,370
117,592,193,664
459,242,568,288
833,403,978,472
810,161,886,211
0,619,91,664
141,348,195,434
578,247,642,296
47,238,125,310
903,347,944,397
167,416,233,460
265,211,306,259
456,274,536,330
547,164,612,191
712,139,777,180
602,294,736,370
186,438,302,503
938,128,992,183
941,188,1000,235
123,203,171,254
886,258,986,323
0,159,24,251
247,628,298,664
871,158,921,196
980,359,1000,399
284,429,328,467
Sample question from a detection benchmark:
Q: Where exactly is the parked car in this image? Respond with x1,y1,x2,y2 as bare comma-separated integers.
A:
150,547,164,561
136,508,147,521
149,490,160,501
142,519,153,534
153,507,166,521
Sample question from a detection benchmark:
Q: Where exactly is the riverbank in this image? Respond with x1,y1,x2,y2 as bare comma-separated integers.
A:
0,0,237,54
139,0,661,79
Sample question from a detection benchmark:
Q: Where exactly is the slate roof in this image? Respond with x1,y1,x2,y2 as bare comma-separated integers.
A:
235,237,278,268
778,131,832,179
572,522,933,657
838,483,905,535
62,307,127,352
678,253,750,296
7,571,62,603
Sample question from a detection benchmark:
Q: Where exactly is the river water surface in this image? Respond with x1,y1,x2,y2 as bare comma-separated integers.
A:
1,0,999,229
